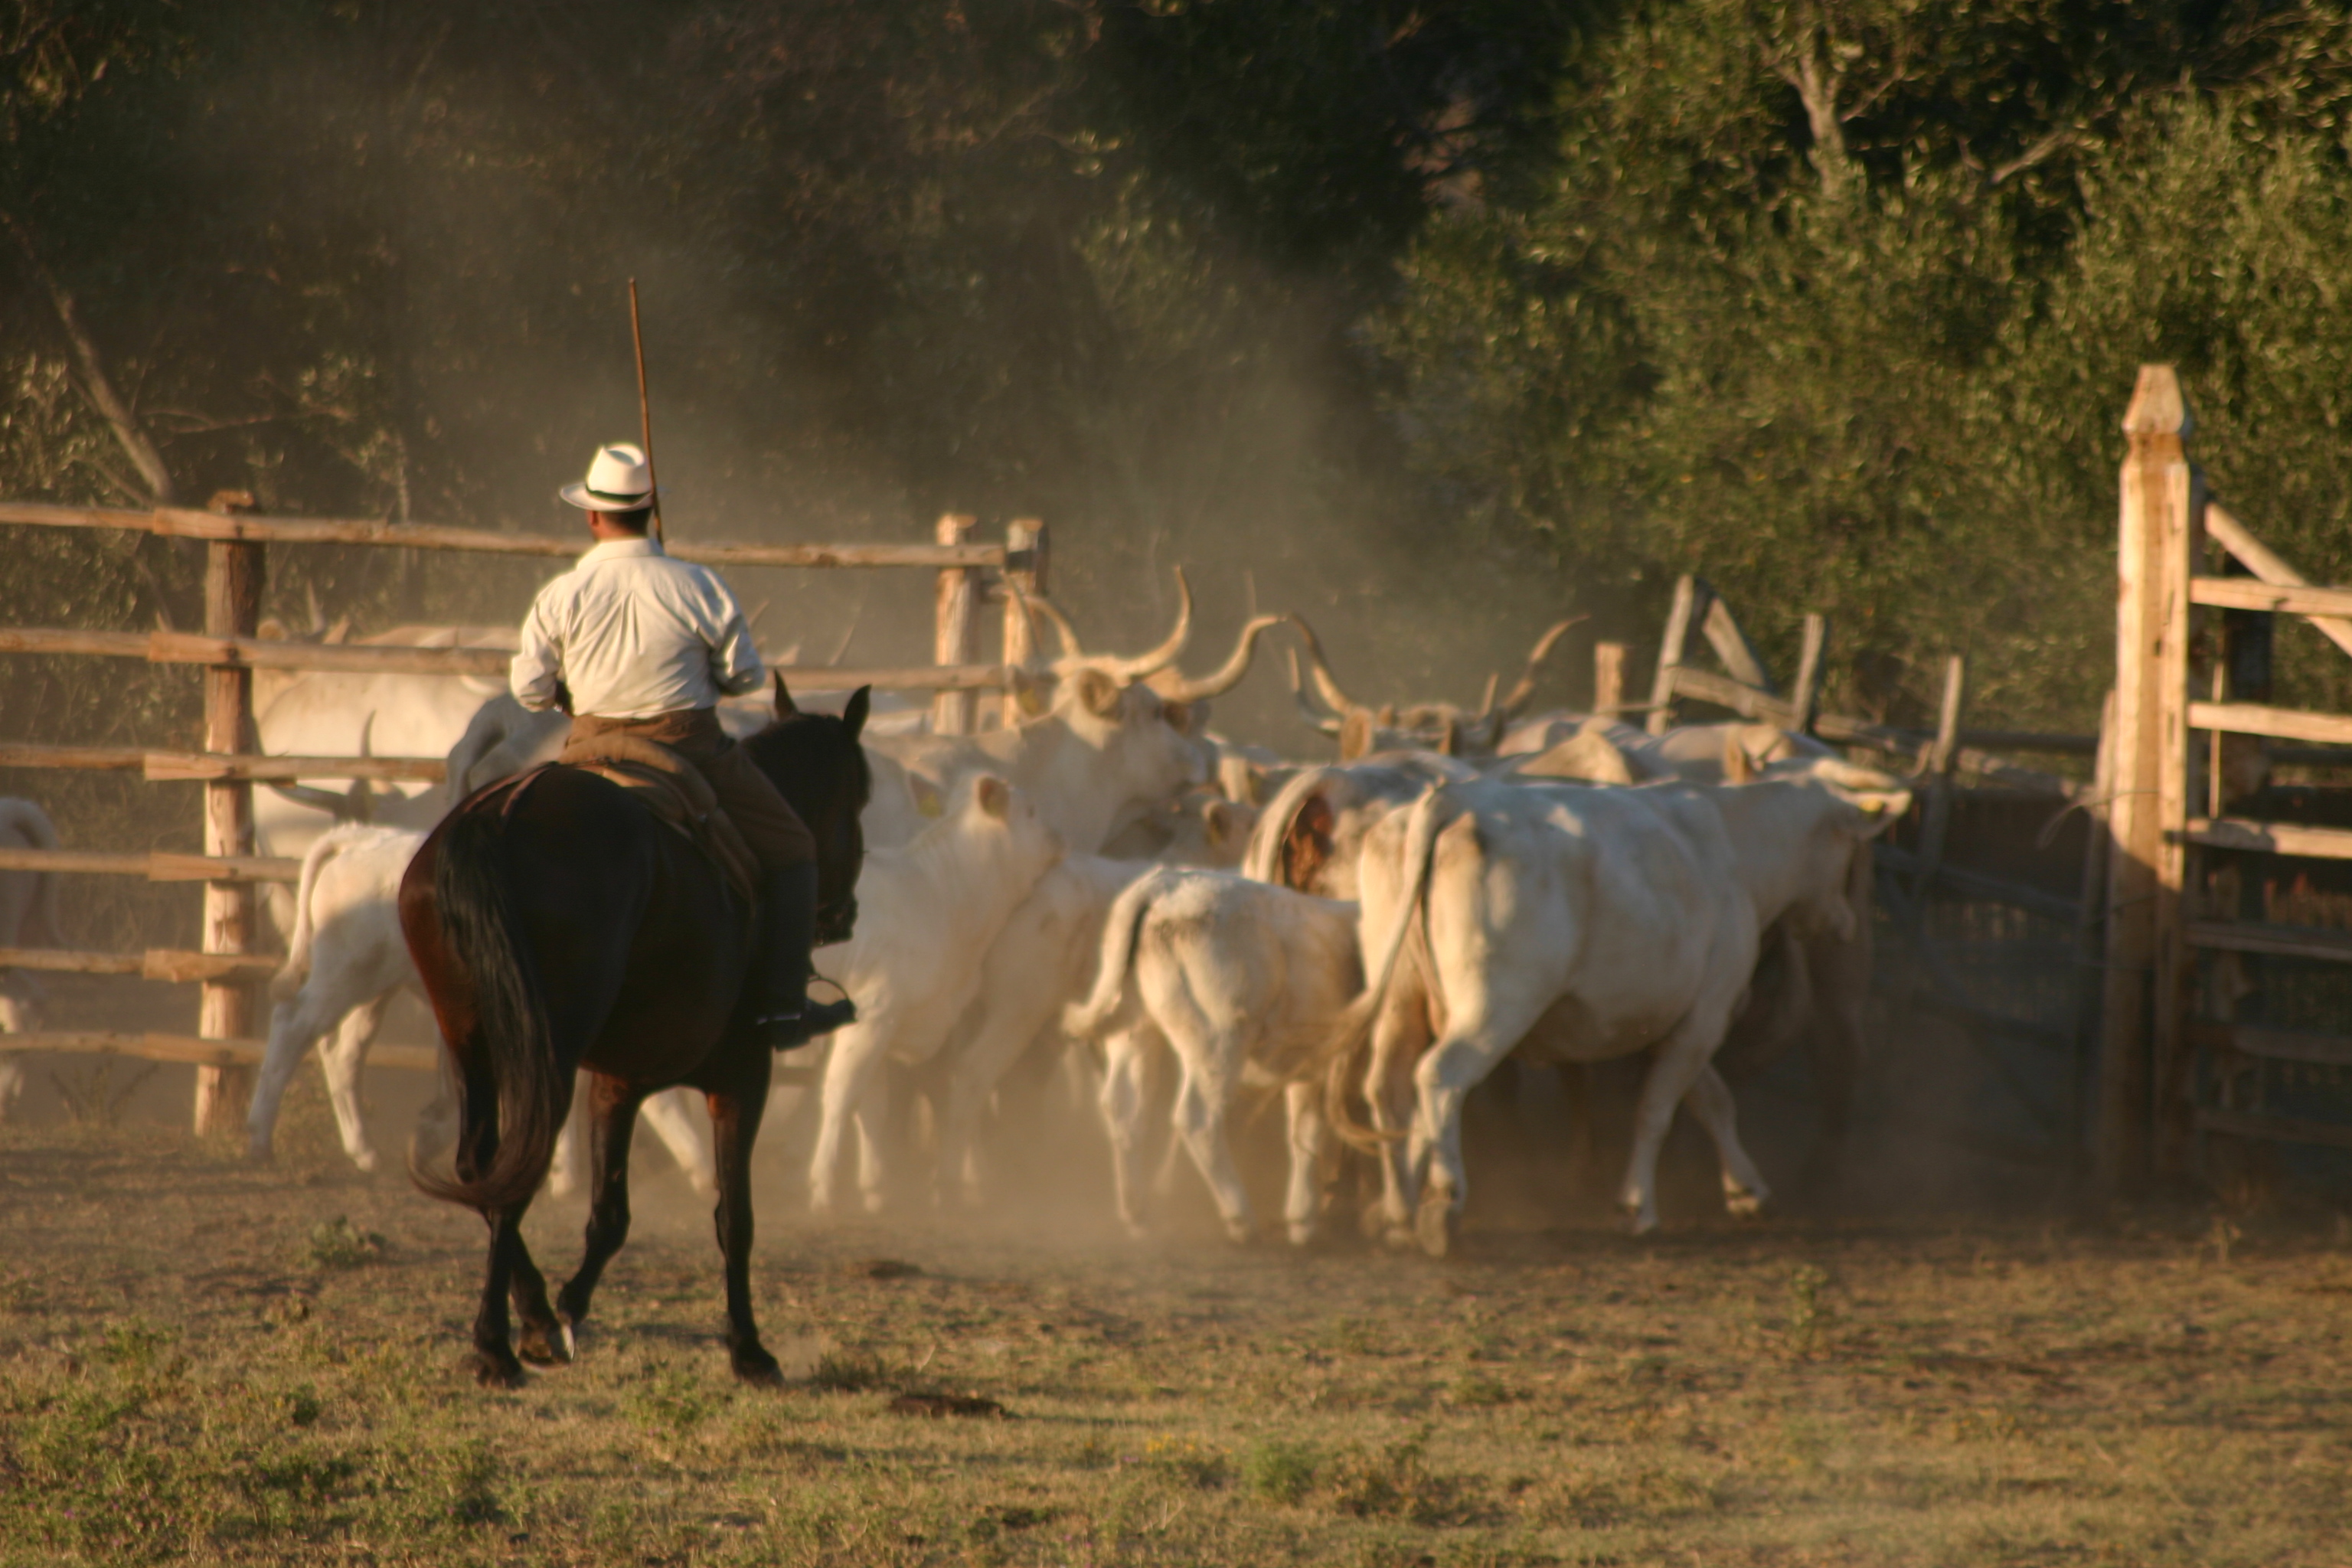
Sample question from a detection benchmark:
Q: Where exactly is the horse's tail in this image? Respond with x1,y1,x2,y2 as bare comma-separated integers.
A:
410,806,564,1212
1318,786,1446,1150
1062,868,1171,1041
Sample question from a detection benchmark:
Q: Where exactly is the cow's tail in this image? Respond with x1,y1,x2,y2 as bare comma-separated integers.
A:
0,799,66,948
1317,787,1446,1149
410,807,563,1213
273,828,353,999
1062,868,1171,1041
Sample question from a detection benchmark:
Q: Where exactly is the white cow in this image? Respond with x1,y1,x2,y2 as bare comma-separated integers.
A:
0,799,65,1119
246,825,714,1194
1333,766,1907,1254
1062,867,1362,1243
806,773,1064,1215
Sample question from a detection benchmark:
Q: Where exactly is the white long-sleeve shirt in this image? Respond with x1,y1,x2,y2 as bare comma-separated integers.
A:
510,537,765,717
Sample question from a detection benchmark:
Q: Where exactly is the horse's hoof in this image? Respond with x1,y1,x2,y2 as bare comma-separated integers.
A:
1286,1221,1318,1248
1415,1199,1456,1259
1622,1208,1660,1238
859,1191,887,1217
1724,1189,1769,1220
515,1319,573,1367
244,1137,273,1164
466,1348,526,1389
732,1348,785,1388
351,1149,380,1175
1223,1218,1256,1246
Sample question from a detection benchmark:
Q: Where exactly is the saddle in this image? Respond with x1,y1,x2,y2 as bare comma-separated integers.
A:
470,734,760,908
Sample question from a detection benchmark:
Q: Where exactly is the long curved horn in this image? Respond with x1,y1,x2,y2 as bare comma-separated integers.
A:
344,711,377,823
1093,566,1194,681
1493,616,1587,720
1018,590,1085,663
1154,613,1288,701
1285,614,1364,720
1288,648,1343,736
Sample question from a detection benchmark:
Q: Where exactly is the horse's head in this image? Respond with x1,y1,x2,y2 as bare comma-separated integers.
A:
738,676,873,946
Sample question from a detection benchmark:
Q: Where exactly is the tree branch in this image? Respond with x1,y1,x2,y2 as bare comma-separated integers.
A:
0,208,177,504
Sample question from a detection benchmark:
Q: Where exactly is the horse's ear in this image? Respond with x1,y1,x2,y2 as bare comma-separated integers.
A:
842,685,871,740
773,671,799,716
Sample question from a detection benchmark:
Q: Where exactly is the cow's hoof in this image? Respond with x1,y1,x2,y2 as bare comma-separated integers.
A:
732,1346,786,1388
466,1347,526,1390
515,1318,573,1367
1415,1200,1457,1259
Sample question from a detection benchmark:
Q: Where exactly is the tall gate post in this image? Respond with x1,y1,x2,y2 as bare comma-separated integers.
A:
931,512,978,736
999,519,1046,729
192,505,263,1135
2100,366,2197,1194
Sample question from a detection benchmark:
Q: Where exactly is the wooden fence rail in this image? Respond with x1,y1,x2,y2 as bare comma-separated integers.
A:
0,627,1015,691
0,501,1019,570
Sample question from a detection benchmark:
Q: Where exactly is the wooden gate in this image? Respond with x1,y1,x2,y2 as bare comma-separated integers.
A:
2103,364,2352,1190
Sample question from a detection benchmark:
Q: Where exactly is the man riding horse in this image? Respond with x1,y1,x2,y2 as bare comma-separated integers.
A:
513,441,855,1050
400,443,874,1387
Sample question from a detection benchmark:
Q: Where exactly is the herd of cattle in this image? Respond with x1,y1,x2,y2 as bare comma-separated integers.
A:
0,589,1909,1255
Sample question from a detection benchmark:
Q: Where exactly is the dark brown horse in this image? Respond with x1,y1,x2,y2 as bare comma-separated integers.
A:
400,676,871,1387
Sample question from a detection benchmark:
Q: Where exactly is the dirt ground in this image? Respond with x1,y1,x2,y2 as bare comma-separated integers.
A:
3,1033,2350,1568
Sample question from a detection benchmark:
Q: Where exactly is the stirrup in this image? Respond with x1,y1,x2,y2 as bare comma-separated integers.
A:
755,995,858,1052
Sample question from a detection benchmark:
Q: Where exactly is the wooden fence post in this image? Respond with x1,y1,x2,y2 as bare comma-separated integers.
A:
1791,612,1828,734
2101,365,2197,1194
999,519,1045,729
192,501,263,1135
1647,576,1705,736
1911,654,1968,904
932,513,978,736
1592,642,1627,717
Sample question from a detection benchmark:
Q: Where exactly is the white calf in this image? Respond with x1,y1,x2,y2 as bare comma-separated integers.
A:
1063,867,1362,1243
248,825,713,1194
807,773,1064,1215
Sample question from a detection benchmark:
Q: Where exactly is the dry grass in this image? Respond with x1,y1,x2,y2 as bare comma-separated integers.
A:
2,1098,2350,1566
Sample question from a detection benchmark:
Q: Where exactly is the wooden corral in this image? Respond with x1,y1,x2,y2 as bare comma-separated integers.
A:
0,498,1047,1130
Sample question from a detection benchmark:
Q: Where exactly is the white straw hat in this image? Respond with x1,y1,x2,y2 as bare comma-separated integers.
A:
558,443,657,511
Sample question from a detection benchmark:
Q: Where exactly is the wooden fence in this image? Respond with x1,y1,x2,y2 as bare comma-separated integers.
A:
0,498,1047,1131
2104,364,2352,1191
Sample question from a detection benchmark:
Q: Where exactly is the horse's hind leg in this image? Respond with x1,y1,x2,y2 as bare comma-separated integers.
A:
505,1205,569,1367
707,1048,782,1387
556,1072,645,1333
451,1062,567,1382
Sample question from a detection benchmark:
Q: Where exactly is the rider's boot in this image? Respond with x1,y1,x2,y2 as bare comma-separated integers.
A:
751,860,858,1051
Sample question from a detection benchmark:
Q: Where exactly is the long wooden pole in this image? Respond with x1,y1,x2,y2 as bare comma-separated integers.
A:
932,514,979,735
192,511,263,1138
629,277,665,547
2101,364,2195,1195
